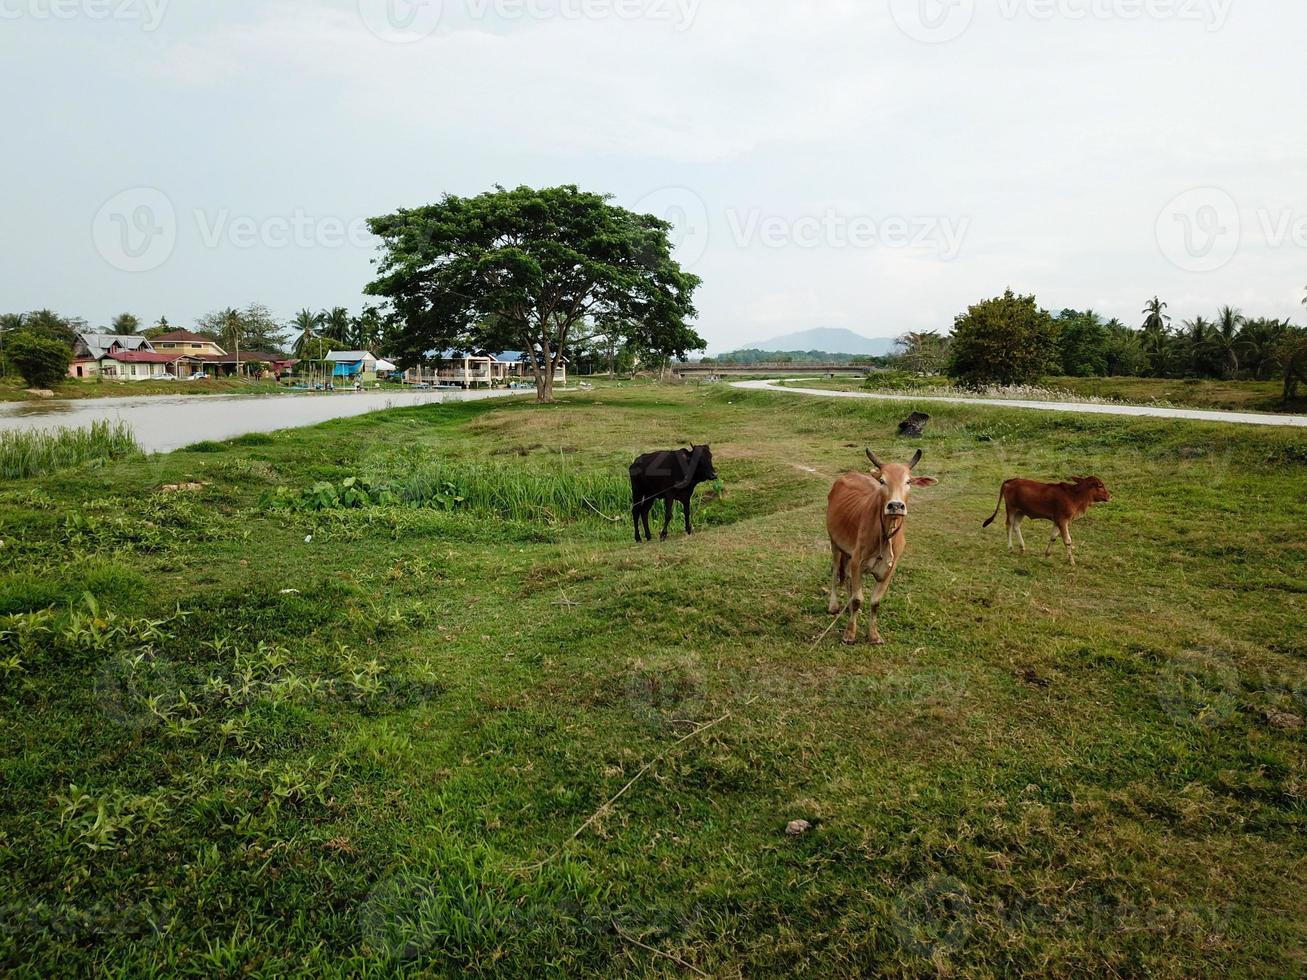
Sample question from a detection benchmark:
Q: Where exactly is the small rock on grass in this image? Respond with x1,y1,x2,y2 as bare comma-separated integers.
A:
1264,708,1303,730
785,820,812,836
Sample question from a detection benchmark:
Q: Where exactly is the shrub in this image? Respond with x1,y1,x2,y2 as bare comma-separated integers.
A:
7,332,71,389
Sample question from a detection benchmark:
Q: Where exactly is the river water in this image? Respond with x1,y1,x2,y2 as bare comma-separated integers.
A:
0,388,524,453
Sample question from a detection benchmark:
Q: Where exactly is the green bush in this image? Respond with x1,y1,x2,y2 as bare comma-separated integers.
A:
6,332,71,389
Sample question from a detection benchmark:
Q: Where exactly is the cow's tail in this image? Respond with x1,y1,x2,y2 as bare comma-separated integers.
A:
982,481,1010,528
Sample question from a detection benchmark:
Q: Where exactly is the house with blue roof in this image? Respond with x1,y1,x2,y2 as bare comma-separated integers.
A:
494,351,567,386
325,351,378,379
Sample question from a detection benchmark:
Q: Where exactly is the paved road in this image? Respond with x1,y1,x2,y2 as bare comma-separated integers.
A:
732,379,1307,429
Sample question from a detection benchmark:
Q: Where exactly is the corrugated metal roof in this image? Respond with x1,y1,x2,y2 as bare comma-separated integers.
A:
77,333,155,357
325,350,374,361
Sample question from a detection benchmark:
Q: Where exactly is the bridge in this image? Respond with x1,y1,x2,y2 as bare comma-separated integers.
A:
672,362,874,378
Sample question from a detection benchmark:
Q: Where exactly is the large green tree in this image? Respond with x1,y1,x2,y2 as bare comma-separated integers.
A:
111,313,140,335
1055,308,1109,377
365,185,702,402
7,332,71,389
197,304,288,369
947,289,1058,386
1102,318,1150,376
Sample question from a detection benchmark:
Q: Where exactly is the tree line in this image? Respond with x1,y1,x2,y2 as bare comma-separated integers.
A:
701,349,887,366
896,290,1307,405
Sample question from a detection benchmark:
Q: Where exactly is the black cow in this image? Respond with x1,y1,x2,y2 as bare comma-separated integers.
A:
629,445,718,543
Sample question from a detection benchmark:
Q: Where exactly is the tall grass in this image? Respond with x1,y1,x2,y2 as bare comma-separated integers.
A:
0,421,140,479
383,460,632,523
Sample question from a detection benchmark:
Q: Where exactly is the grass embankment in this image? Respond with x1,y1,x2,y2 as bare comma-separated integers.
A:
0,387,1304,976
779,374,1304,414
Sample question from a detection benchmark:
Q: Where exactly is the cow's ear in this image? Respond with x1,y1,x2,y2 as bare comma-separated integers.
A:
910,475,938,488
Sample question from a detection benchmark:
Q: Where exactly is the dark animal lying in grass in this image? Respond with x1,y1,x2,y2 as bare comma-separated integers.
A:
629,445,718,543
982,476,1111,566
826,449,937,645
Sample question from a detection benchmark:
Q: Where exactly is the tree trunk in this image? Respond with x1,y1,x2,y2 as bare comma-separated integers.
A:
536,371,554,403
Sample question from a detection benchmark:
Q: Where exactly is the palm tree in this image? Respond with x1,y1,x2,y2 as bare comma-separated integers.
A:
218,307,244,377
291,308,322,359
1139,302,1172,376
1237,318,1289,381
111,313,140,335
319,307,351,344
1141,296,1170,333
1209,306,1244,379
1179,317,1213,377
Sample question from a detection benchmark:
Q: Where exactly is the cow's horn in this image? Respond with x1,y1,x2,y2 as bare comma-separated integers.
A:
909,449,923,470
866,448,885,469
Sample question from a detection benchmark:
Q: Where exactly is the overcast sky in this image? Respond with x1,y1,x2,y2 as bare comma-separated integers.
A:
2,0,1303,352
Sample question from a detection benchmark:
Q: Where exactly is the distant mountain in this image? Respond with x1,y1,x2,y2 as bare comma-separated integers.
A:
736,328,897,357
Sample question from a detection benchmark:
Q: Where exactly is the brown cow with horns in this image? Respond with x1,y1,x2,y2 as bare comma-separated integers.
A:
825,449,937,645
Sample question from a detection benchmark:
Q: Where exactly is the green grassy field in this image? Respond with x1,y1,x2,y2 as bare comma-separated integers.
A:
1,386,1304,977
779,374,1304,414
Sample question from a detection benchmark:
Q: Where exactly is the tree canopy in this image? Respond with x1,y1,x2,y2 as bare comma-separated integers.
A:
7,332,71,389
947,289,1058,386
365,185,703,401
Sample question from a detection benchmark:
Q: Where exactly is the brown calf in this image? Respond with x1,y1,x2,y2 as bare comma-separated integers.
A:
826,449,937,645
982,476,1111,566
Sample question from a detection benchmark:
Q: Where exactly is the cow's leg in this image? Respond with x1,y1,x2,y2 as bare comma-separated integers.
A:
1006,509,1015,551
1013,514,1027,554
827,544,846,615
641,503,653,543
632,500,644,543
682,495,693,536
1059,521,1075,566
841,561,865,645
659,497,674,541
1045,524,1060,558
865,552,900,645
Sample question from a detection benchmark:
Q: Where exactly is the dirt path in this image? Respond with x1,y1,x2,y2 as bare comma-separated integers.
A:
732,379,1307,429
